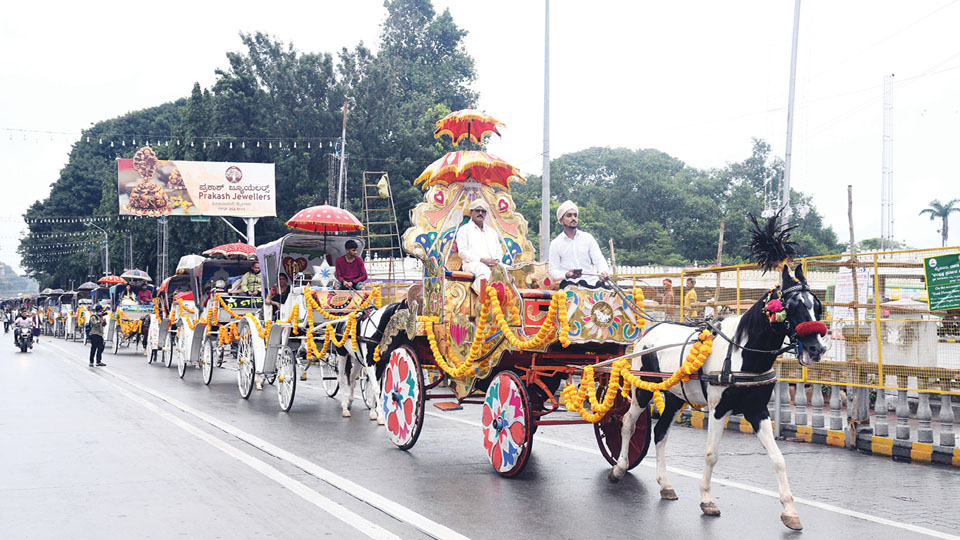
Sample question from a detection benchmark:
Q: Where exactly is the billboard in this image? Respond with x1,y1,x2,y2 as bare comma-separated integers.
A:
118,147,276,217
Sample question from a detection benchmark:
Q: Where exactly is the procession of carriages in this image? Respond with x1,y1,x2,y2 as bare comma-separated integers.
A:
17,110,829,530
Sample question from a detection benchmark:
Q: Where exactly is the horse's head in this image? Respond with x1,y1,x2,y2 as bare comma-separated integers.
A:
780,265,828,366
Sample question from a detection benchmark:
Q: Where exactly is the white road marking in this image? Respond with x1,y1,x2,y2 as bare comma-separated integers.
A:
423,411,960,540
46,342,469,540
54,353,399,540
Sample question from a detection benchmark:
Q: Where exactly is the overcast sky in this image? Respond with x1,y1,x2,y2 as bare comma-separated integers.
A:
3,0,959,273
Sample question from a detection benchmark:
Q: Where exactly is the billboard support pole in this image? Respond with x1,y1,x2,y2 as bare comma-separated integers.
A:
246,218,259,247
219,217,247,242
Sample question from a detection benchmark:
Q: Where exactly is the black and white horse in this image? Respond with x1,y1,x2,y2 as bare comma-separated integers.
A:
330,301,406,423
609,264,828,531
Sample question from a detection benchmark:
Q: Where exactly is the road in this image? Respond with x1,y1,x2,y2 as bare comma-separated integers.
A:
2,334,959,540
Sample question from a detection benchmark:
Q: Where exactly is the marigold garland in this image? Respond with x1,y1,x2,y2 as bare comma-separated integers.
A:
561,329,713,421
561,362,624,422
618,329,713,414
418,291,492,378
486,286,570,350
215,294,243,320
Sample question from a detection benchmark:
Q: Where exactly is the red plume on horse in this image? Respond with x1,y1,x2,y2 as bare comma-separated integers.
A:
608,210,829,531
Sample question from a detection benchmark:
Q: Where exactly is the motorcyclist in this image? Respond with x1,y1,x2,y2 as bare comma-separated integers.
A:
14,308,34,348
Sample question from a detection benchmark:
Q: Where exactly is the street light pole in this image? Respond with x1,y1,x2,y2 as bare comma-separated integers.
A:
87,223,109,275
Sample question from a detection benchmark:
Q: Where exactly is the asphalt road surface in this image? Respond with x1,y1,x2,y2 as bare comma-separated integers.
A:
2,335,959,540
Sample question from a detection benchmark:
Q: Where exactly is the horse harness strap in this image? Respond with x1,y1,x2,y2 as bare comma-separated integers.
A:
700,325,779,389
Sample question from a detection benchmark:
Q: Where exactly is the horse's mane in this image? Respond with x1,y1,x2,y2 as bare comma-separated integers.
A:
733,297,770,348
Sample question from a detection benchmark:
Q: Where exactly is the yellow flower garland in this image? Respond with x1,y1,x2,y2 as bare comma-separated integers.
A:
561,362,624,423
561,329,713,421
215,294,243,320
486,286,570,350
416,286,571,379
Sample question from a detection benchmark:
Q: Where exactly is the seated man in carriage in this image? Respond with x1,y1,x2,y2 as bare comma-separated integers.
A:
548,200,610,288
455,198,504,295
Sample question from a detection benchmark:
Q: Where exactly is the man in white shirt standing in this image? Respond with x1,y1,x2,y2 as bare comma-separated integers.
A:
455,198,504,294
548,200,610,288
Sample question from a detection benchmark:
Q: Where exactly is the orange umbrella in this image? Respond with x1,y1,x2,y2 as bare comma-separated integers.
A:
414,151,526,191
203,242,256,259
286,204,364,233
98,275,126,285
434,109,504,147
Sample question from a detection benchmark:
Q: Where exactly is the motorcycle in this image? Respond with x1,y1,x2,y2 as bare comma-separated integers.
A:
15,327,32,352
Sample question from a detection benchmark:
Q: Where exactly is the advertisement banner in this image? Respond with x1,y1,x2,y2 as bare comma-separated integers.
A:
117,147,276,217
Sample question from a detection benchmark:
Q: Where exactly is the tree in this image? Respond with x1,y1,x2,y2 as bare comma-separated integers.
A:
919,198,960,247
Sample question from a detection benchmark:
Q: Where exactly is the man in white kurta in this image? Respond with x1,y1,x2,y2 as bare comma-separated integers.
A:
548,200,610,288
455,199,504,294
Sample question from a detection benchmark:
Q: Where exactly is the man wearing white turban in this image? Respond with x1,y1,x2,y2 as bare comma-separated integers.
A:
455,198,504,294
549,201,610,288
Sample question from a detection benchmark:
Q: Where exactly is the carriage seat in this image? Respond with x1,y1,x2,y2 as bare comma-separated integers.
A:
445,270,475,281
516,288,555,300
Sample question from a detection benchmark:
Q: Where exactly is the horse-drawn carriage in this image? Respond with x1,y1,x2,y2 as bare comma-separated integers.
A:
57,291,79,340
149,258,200,368
174,257,262,384
371,170,651,476
232,231,377,412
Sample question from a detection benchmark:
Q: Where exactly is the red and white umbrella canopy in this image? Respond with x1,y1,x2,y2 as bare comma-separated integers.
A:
433,108,504,147
203,242,257,259
98,275,127,285
286,204,364,233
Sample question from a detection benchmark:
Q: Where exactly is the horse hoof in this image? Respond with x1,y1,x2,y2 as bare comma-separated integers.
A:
607,468,622,483
368,410,378,420
781,514,802,530
700,502,721,516
377,417,385,426
341,410,351,418
660,488,678,500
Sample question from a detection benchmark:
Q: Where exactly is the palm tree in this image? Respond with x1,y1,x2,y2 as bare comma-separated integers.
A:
919,199,960,247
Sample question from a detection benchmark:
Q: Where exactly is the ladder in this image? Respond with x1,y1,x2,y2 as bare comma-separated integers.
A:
361,171,405,280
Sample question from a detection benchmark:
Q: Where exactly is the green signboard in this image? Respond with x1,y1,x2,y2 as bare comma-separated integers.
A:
923,252,960,311
190,216,210,223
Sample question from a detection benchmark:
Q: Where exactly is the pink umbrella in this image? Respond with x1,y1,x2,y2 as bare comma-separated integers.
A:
203,242,257,259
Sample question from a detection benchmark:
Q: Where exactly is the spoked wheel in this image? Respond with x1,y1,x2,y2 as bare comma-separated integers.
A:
359,370,377,410
382,345,425,451
276,346,297,412
236,324,255,399
113,335,121,355
482,371,534,477
319,350,340,398
595,393,652,471
176,333,187,379
200,338,215,386
162,331,174,368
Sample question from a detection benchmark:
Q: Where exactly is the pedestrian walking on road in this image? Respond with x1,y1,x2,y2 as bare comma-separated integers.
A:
88,305,107,367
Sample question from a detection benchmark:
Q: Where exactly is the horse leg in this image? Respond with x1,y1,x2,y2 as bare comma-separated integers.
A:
338,354,351,417
654,393,686,500
699,410,730,516
609,388,644,483
365,364,383,423
755,417,802,530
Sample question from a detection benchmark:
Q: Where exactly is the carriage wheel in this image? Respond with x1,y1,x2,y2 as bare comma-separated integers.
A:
114,334,121,355
200,338,215,386
594,393,652,471
162,331,174,368
176,333,187,379
236,325,256,400
319,350,340,398
359,370,376,410
382,345,425,450
482,371,534,477
276,346,297,412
